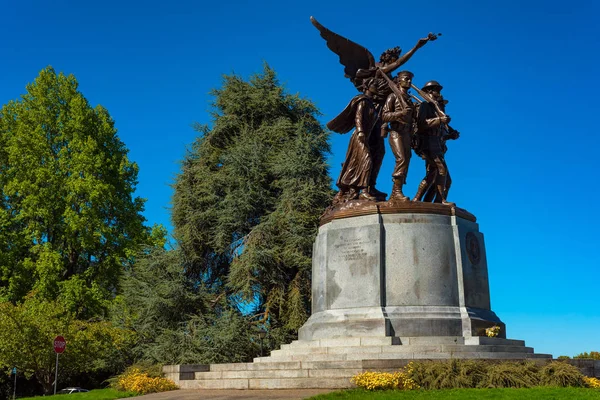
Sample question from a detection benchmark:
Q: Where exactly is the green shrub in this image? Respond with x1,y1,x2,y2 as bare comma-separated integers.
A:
481,361,541,388
557,355,571,360
373,359,590,391
540,361,586,387
574,351,600,360
404,360,487,389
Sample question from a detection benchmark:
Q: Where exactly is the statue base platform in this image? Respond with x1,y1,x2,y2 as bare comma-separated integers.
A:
165,336,555,389
163,208,559,390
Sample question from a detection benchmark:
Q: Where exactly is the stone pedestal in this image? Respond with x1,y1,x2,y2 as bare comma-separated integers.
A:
164,206,554,390
299,208,505,341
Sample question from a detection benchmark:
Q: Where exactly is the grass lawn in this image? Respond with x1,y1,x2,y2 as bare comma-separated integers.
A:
19,388,138,400
309,387,600,399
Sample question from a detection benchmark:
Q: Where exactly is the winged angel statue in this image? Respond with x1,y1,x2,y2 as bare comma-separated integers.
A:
310,17,438,204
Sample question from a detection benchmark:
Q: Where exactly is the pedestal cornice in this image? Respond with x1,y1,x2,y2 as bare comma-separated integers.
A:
320,201,477,226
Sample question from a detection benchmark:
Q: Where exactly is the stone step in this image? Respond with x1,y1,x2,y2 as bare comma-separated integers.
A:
196,367,379,380
168,353,556,390
260,350,549,363
285,336,527,348
215,359,403,371
213,353,551,375
180,355,555,389
269,344,534,358
178,378,249,390
464,337,526,347
306,368,374,378
404,336,526,346
283,336,527,350
259,353,349,362
209,362,254,371
528,353,554,359
408,352,552,360
198,369,310,379
284,337,400,349
251,377,354,389
271,347,328,356
180,377,355,390
398,336,466,345
210,361,302,371
213,360,365,371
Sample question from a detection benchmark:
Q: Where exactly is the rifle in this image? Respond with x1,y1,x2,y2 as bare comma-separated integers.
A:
377,69,409,109
411,83,447,119
411,83,449,131
410,94,422,104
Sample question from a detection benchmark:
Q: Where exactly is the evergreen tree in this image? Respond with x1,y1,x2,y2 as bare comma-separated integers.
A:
172,65,332,343
0,67,152,316
114,247,258,364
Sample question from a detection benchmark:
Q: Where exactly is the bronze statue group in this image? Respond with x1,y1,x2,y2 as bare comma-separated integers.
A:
311,17,460,208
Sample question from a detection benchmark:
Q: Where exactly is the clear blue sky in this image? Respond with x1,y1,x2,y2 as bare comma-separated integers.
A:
2,0,598,357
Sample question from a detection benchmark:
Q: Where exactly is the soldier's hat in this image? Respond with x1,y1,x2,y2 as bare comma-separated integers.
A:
421,80,443,92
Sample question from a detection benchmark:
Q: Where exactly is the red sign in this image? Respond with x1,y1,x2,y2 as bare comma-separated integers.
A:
53,336,66,354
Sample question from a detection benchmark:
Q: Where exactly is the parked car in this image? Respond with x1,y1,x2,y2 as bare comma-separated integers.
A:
57,387,89,394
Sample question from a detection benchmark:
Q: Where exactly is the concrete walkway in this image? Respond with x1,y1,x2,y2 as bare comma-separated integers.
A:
134,389,336,400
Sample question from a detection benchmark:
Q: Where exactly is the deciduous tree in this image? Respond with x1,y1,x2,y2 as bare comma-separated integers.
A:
0,67,153,316
0,296,132,394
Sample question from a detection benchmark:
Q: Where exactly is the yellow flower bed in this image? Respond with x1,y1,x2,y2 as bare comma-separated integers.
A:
117,368,178,394
351,370,419,390
486,325,501,338
585,377,600,388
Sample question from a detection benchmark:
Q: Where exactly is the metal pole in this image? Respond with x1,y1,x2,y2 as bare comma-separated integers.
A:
54,353,59,395
12,370,16,400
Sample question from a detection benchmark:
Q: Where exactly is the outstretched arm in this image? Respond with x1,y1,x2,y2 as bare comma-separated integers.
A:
380,34,436,74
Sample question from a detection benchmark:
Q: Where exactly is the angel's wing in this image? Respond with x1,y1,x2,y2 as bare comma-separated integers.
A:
310,16,375,88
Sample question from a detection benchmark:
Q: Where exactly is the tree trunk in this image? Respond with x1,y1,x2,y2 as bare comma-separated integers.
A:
37,369,54,395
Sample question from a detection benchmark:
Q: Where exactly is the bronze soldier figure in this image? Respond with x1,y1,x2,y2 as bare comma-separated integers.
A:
328,81,381,202
412,81,459,205
422,96,460,203
382,71,417,202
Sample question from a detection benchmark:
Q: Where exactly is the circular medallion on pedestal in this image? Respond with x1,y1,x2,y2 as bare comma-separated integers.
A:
466,232,481,265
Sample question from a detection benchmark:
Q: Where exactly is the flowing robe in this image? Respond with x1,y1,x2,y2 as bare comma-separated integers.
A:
327,94,380,190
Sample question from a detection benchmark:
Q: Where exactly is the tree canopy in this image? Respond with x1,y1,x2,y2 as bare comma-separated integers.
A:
0,67,153,317
0,64,334,393
0,295,131,394
114,247,259,364
171,65,333,343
